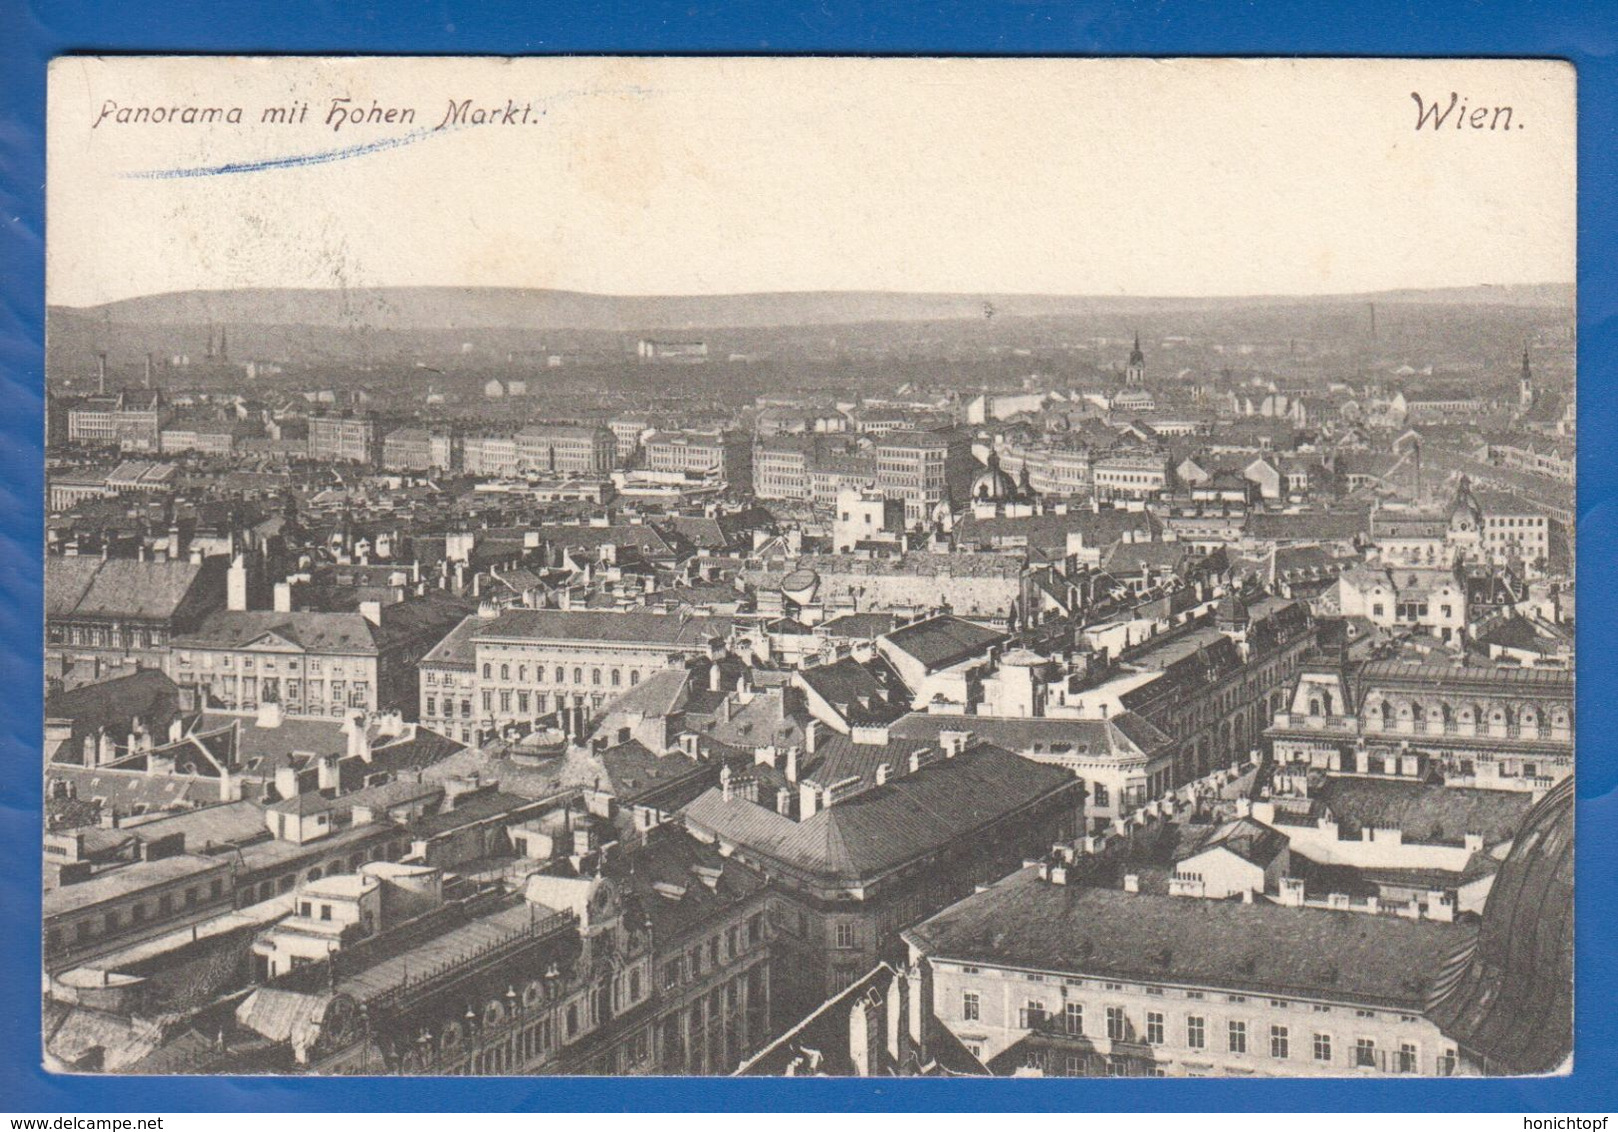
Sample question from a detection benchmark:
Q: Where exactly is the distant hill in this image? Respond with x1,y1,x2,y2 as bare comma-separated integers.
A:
51,283,1574,334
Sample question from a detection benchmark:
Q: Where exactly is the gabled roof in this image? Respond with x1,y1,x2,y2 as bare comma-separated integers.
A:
1175,816,1289,869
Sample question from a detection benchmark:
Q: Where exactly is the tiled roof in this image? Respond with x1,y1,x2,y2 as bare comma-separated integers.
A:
1317,778,1533,847
175,611,378,654
48,557,210,621
682,741,1078,885
906,866,1474,1009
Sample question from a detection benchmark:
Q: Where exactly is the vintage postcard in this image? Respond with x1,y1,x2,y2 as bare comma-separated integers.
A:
42,56,1574,1078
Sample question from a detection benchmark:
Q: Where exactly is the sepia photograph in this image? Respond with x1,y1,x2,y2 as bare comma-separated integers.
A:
39,55,1575,1079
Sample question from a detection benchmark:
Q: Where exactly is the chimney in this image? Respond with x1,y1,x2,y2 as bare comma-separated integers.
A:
144,353,153,388
799,780,820,820
274,763,300,803
785,745,800,784
805,719,821,754
227,554,249,612
273,581,293,613
875,763,889,786
345,713,372,762
709,663,722,693
720,764,733,802
318,754,340,793
1123,873,1140,894
1279,877,1306,907
96,352,107,394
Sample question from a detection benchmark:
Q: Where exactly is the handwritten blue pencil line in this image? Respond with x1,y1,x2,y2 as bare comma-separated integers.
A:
122,127,451,181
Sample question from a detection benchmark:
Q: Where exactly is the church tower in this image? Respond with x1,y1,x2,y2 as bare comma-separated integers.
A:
1126,332,1146,386
1519,346,1534,411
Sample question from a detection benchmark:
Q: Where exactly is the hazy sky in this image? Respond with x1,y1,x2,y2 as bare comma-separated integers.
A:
47,56,1576,307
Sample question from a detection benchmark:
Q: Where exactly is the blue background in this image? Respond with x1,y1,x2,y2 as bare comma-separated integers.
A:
2,0,1614,1112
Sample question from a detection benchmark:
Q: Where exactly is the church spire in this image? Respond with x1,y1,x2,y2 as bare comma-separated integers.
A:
1126,331,1145,385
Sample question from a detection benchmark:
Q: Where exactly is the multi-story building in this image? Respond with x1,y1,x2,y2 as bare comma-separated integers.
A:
169,610,382,718
307,414,377,465
458,609,732,730
516,425,616,474
682,731,1084,1020
44,852,236,975
1088,596,1315,790
462,434,520,478
1266,658,1573,791
381,428,453,472
906,862,1474,1077
753,435,817,501
67,393,170,452
546,825,775,1075
809,452,879,511
643,430,753,484
999,441,1094,497
46,556,227,677
607,416,652,464
875,429,974,525
1092,453,1170,501
160,425,237,457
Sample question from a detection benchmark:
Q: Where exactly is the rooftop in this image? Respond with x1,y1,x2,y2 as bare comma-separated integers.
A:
906,865,1475,1009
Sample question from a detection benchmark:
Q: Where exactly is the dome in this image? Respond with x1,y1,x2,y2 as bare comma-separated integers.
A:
781,568,819,606
1428,776,1573,1074
971,454,1021,503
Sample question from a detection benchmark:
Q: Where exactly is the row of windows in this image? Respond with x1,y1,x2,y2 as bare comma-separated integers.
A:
661,913,767,990
177,653,358,675
997,997,1434,1071
479,663,641,688
47,876,228,953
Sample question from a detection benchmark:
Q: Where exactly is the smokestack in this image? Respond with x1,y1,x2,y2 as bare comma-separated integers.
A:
144,353,153,389
96,352,107,395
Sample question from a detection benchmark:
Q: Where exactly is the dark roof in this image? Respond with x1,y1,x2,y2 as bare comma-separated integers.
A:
48,557,211,621
175,611,378,654
906,866,1474,1009
1244,510,1369,544
46,669,181,733
1428,777,1573,1073
1317,778,1533,847
817,612,899,639
797,657,908,728
1174,817,1289,869
682,741,1078,885
598,740,712,807
1357,659,1572,696
606,823,768,942
881,615,1007,672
